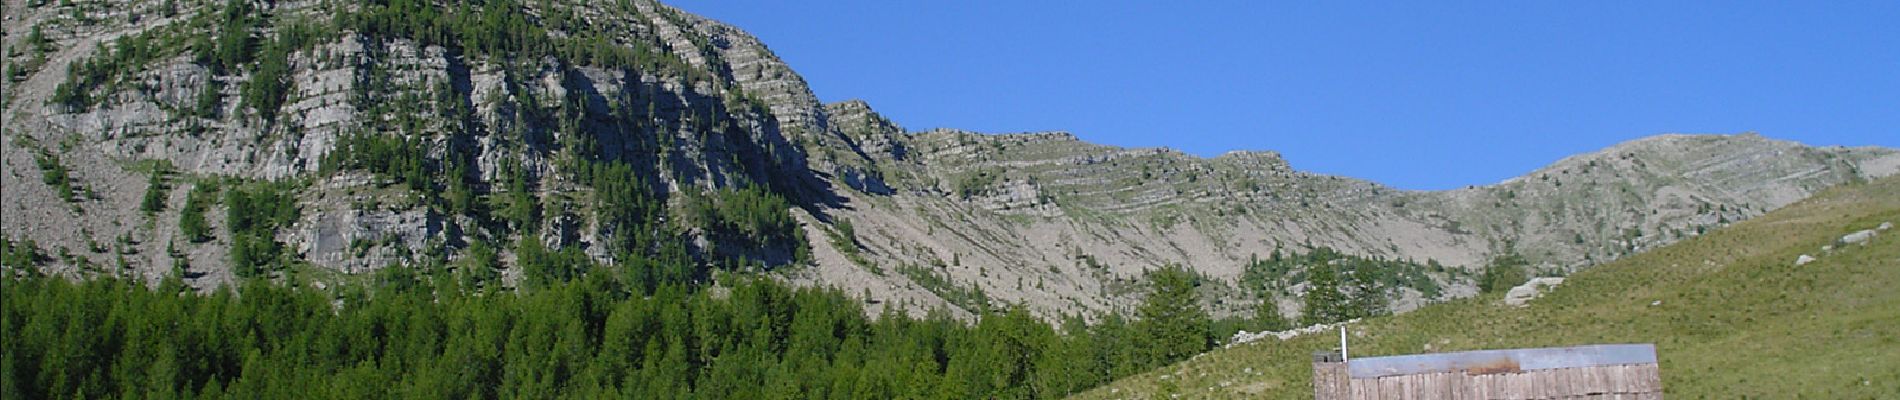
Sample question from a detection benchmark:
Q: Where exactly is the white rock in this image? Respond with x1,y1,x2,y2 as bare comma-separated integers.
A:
1503,277,1566,307
1795,254,1816,266
1879,222,1893,231
1223,319,1362,347
1841,229,1878,245
1650,300,1663,307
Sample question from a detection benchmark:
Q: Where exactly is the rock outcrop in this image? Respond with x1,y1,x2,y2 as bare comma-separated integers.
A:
1840,229,1878,246
1794,254,1816,266
1503,277,1565,307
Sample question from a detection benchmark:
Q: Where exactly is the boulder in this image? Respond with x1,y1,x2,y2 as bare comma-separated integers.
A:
1503,277,1566,307
1841,229,1878,245
1795,254,1816,266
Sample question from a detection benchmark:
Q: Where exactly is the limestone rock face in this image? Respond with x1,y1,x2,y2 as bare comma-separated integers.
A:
2,0,828,290
283,173,443,274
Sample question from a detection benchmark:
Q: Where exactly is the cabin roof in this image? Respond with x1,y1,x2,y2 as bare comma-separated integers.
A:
1346,343,1657,379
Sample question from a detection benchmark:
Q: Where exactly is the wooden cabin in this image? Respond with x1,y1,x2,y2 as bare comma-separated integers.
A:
1312,344,1662,399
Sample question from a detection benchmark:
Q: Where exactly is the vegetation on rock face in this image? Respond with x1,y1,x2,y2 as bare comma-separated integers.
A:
494,162,541,235
140,166,172,214
683,185,809,267
1478,251,1529,293
269,0,811,279
50,19,199,111
322,132,435,192
238,22,326,124
1,238,49,273
179,182,219,243
33,150,77,203
896,261,995,315
339,0,707,81
224,181,300,278
1240,247,1448,326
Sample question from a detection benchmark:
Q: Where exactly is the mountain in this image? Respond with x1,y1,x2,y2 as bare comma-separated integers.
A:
1072,174,1900,399
800,124,1897,318
3,0,1896,320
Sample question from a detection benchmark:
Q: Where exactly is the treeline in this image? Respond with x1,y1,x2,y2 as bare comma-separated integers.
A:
0,265,1217,399
340,0,703,81
55,0,709,117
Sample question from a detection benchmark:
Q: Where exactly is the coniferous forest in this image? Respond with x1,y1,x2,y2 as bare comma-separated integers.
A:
0,260,1218,400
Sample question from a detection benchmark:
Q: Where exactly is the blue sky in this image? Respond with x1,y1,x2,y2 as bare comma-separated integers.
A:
668,1,1899,190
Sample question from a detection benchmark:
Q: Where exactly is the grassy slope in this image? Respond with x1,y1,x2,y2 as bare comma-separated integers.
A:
1073,176,1900,399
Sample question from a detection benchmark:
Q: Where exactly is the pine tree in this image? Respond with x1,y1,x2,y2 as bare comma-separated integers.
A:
1479,252,1529,293
1135,266,1211,366
1344,267,1386,319
179,182,217,243
1255,297,1290,331
140,168,168,213
1302,262,1348,325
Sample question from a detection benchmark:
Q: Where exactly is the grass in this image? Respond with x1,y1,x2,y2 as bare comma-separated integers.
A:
1071,176,1900,399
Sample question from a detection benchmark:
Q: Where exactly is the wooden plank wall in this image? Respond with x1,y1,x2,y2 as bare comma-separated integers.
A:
1313,360,1350,400
1343,364,1661,400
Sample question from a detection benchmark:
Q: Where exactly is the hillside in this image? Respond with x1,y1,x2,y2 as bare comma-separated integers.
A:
1072,175,1900,399
806,125,1898,318
4,0,1898,321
